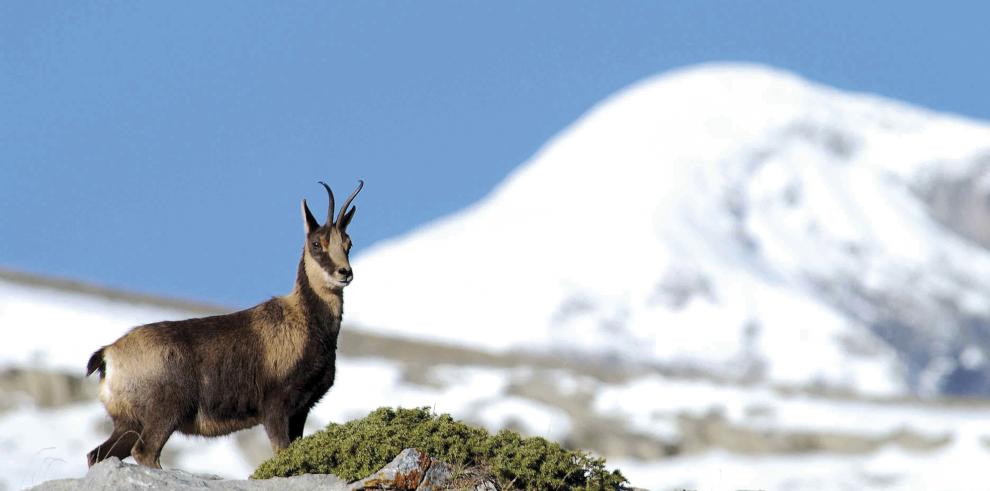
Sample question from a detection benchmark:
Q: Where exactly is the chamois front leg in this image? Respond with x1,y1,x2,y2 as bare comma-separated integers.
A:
264,410,292,453
288,407,310,442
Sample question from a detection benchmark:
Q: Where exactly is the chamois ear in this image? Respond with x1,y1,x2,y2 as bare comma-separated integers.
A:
301,199,320,234
339,206,357,231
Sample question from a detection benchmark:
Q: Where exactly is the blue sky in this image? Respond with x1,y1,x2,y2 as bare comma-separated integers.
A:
2,2,988,306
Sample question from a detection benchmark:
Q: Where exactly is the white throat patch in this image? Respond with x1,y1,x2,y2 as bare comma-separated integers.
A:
323,270,347,288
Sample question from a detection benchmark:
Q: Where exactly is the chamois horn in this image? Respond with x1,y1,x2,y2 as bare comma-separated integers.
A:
336,180,364,227
318,181,335,226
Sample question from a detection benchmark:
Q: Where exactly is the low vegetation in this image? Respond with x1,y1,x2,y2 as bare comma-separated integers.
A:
251,406,627,490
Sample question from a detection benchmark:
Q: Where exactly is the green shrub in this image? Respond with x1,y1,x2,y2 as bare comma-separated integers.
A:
251,407,627,490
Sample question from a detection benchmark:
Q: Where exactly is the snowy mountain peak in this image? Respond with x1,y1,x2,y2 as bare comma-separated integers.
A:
346,64,990,397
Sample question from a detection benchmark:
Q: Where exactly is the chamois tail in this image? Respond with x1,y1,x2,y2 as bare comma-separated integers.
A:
86,348,106,378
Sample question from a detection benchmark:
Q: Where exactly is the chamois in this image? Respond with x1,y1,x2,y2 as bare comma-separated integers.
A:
85,180,364,469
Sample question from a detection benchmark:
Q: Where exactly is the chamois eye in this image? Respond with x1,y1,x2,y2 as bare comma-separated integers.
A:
311,240,320,248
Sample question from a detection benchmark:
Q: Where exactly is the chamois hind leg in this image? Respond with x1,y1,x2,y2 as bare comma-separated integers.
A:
87,418,141,467
288,407,310,442
130,414,179,469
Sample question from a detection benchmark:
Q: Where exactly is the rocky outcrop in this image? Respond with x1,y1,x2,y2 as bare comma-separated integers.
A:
28,448,494,491
348,448,458,491
28,457,348,491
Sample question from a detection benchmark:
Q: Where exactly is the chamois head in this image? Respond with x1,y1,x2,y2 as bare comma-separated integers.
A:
301,180,363,289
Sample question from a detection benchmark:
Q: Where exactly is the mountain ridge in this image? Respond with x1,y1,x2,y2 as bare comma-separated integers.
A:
345,63,990,397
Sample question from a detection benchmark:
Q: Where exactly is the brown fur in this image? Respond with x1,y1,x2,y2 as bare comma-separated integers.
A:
86,182,362,469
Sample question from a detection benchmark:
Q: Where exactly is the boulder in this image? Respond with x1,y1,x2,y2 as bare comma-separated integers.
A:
27,448,513,491
28,457,349,491
348,447,454,491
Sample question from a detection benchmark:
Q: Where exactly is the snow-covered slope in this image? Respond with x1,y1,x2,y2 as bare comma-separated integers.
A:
0,273,571,489
347,63,990,397
0,270,227,375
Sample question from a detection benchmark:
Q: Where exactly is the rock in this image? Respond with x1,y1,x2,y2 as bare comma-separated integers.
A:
415,459,453,491
345,447,508,491
472,482,498,491
28,457,349,491
349,448,452,491
29,448,497,491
